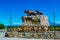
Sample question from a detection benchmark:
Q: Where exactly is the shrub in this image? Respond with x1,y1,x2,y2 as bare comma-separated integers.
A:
0,24,5,29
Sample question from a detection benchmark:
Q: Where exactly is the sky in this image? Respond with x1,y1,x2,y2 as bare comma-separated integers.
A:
0,0,60,25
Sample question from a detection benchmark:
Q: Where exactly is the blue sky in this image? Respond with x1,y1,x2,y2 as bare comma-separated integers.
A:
0,0,60,25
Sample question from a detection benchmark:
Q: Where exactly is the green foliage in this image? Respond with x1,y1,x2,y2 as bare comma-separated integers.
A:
0,23,5,29
50,27,54,31
50,26,60,31
55,27,60,31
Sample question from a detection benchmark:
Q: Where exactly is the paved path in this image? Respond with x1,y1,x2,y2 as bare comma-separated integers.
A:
0,31,59,40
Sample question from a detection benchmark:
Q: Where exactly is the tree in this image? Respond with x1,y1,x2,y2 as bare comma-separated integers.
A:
0,23,5,29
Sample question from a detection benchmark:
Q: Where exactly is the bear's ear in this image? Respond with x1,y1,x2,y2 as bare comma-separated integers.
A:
36,11,43,15
24,10,29,13
31,12,36,15
40,12,43,15
36,11,39,13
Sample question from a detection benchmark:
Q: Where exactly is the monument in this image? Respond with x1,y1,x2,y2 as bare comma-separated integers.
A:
5,10,55,39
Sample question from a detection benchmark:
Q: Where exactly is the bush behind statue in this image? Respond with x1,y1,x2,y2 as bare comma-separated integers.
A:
0,23,5,29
